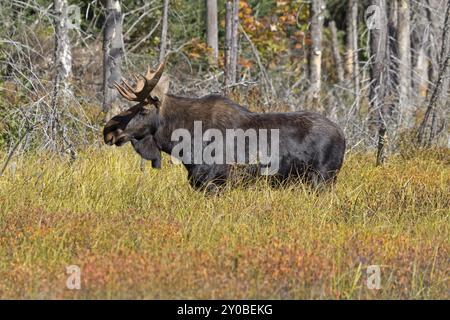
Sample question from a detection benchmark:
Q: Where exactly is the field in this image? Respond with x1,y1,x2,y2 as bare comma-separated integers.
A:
0,146,448,299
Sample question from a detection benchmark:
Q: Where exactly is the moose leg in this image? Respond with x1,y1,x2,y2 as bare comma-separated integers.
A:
131,136,162,169
187,165,228,194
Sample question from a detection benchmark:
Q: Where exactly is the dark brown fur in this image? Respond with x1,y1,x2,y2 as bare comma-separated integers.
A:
104,93,346,192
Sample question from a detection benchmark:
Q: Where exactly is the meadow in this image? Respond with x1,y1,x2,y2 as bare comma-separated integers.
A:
0,146,448,299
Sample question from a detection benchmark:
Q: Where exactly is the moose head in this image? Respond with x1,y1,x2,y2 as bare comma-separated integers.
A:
103,61,169,168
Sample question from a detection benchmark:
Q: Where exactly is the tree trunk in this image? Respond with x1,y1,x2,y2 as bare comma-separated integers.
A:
102,0,124,121
330,21,344,83
427,0,442,88
418,0,450,146
308,0,325,109
368,0,388,162
50,0,72,152
53,0,72,92
412,2,430,102
385,0,398,119
229,0,240,85
224,0,232,88
206,0,219,66
159,0,170,63
345,0,358,86
397,0,412,127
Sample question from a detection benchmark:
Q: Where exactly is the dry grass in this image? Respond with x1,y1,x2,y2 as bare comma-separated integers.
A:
0,146,449,299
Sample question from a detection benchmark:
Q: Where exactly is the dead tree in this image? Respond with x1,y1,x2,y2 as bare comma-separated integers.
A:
412,2,430,102
102,0,124,121
397,0,412,127
367,0,389,165
330,21,344,83
230,0,240,84
308,0,325,109
206,0,219,66
224,0,232,88
159,0,170,63
50,0,72,152
417,0,450,146
345,0,359,91
224,0,239,88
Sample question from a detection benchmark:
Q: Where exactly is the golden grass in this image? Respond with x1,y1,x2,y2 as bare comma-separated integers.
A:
0,146,449,299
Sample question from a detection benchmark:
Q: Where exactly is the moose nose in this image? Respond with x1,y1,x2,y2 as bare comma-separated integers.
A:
104,133,115,146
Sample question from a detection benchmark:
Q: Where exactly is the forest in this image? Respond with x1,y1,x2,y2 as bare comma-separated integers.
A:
0,0,448,300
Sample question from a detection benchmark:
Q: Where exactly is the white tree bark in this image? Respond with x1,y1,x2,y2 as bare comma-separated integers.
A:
206,0,219,65
308,0,325,106
102,0,124,120
50,0,72,152
413,3,430,101
397,0,412,126
224,0,232,87
229,0,240,84
53,0,72,94
345,0,358,87
159,0,170,63
368,0,388,134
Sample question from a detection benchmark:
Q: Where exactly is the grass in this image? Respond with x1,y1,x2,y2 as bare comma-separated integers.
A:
0,146,448,299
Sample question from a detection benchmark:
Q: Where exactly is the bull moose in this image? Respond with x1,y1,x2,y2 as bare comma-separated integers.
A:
103,60,346,192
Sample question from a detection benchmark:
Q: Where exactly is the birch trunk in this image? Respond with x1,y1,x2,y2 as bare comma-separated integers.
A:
330,21,344,83
368,0,388,137
229,0,240,85
397,0,412,126
102,0,124,121
159,0,170,63
206,0,219,66
345,0,358,87
308,0,325,108
224,0,232,88
50,0,72,152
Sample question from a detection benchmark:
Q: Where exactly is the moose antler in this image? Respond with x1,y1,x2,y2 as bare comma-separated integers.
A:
114,60,166,103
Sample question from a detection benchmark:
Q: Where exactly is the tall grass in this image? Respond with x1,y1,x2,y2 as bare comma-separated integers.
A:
0,146,448,299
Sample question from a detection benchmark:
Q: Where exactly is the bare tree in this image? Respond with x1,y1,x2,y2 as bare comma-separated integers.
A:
50,0,72,152
367,0,388,164
330,21,344,83
412,2,430,102
397,0,412,126
206,0,219,66
385,0,399,118
308,0,325,109
52,0,72,94
224,0,232,88
230,0,240,84
345,0,359,91
224,0,240,88
102,0,124,121
418,0,450,146
159,0,170,63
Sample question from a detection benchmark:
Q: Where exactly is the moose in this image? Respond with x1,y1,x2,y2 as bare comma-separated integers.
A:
103,60,346,192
